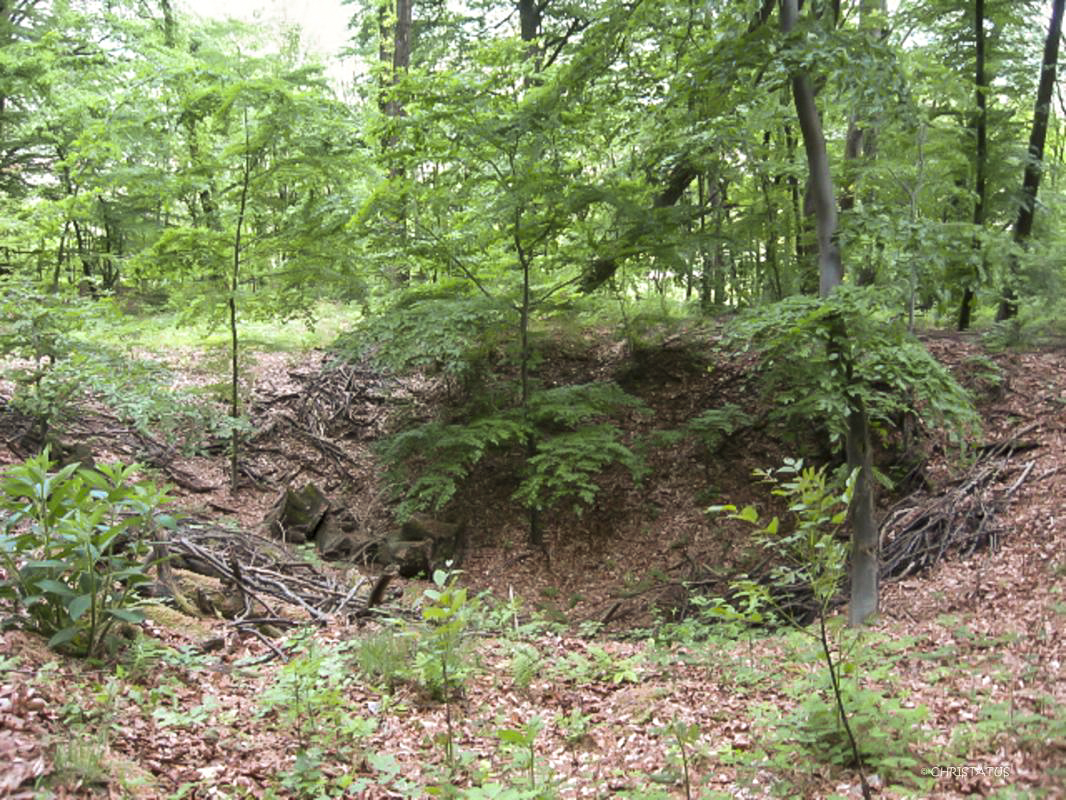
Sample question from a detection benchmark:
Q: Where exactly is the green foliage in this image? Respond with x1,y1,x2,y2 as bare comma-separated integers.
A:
381,382,647,518
0,282,93,434
48,728,112,791
495,716,549,793
275,747,370,799
381,414,529,514
710,461,913,791
255,630,378,798
726,287,980,447
0,451,173,657
549,644,642,686
63,346,237,454
337,284,512,383
350,627,415,691
411,569,477,701
657,719,702,800
397,568,479,770
259,629,372,749
756,630,933,791
153,694,228,730
0,281,230,451
554,707,594,746
710,459,852,619
683,403,753,455
516,424,645,512
508,643,542,691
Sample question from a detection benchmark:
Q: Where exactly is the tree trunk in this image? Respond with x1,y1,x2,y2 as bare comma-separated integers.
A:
841,0,885,287
958,0,987,331
159,0,176,48
378,0,413,282
518,0,541,47
996,0,1064,322
516,221,543,550
845,395,877,626
780,0,878,629
229,111,252,494
781,1,842,296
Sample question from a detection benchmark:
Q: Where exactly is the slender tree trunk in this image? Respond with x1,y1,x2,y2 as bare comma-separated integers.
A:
230,111,252,494
159,0,176,47
958,0,987,331
780,0,878,637
996,0,1065,321
781,2,842,295
516,224,543,550
518,0,541,63
842,0,885,287
379,0,412,282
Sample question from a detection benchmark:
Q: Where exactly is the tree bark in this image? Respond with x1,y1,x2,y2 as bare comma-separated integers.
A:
958,0,987,331
378,0,412,282
159,0,175,48
780,0,878,629
996,0,1064,322
781,0,842,296
841,0,885,287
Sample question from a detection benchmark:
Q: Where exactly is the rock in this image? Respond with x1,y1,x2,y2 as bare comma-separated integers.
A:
385,537,435,578
315,513,376,561
263,483,331,544
381,514,467,578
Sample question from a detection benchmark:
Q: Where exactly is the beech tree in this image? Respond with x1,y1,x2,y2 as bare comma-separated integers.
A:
779,0,877,628
996,0,1065,321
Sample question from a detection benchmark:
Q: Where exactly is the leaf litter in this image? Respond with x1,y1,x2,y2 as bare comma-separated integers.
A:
0,332,1063,798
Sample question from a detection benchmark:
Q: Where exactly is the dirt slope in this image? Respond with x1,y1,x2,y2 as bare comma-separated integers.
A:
0,331,1063,798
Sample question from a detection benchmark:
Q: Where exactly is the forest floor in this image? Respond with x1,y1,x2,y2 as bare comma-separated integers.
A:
0,322,1064,799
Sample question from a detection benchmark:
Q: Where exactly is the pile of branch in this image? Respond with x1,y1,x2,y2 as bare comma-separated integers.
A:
159,517,395,628
252,363,394,443
879,426,1039,581
669,425,1041,628
243,363,399,489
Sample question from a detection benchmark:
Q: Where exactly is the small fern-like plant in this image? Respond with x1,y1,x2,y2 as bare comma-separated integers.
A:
381,381,648,520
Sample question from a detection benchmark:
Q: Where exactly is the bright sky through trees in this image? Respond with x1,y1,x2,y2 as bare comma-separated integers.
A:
178,0,354,83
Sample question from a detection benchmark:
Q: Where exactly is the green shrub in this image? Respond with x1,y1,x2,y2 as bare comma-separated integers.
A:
0,280,90,437
726,287,979,448
0,451,173,656
350,627,415,691
333,282,511,383
0,279,231,452
710,461,931,794
381,382,647,518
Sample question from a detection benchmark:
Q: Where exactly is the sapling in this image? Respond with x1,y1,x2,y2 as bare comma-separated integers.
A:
658,718,700,800
709,459,874,800
416,568,477,771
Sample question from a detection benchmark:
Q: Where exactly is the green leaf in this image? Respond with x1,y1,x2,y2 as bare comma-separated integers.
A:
34,579,75,597
67,594,92,621
106,608,145,623
734,505,759,524
48,626,80,648
495,728,527,745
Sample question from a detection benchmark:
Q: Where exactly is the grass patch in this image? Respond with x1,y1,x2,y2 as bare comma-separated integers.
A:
85,300,361,355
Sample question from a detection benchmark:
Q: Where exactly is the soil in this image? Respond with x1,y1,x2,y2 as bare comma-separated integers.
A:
0,326,1063,798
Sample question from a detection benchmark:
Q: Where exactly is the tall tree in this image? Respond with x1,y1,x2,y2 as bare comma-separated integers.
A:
957,0,987,331
779,0,877,636
996,0,1065,321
